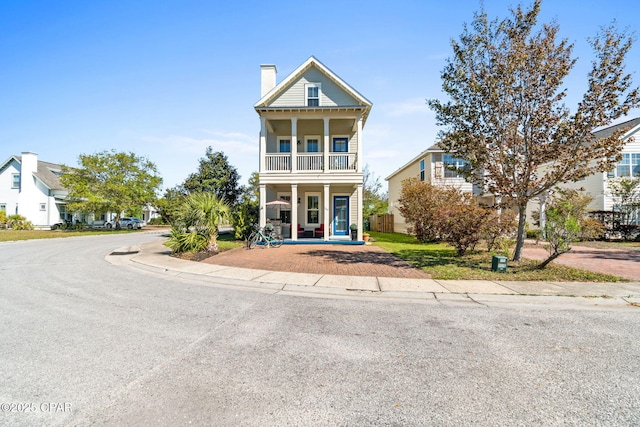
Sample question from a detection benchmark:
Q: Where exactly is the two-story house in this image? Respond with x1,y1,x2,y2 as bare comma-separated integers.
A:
386,143,474,234
527,117,640,227
0,152,70,228
254,57,372,241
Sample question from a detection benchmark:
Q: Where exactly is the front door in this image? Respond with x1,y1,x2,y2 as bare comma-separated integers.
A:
333,196,349,236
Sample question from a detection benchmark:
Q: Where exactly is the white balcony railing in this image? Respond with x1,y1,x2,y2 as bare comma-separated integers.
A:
297,154,323,172
264,153,357,172
265,154,291,171
328,153,357,171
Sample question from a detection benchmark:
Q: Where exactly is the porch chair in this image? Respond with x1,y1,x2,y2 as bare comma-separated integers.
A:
314,223,324,238
297,224,305,238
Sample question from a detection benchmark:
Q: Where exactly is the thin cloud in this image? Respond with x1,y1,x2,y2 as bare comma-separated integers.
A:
142,132,257,155
380,98,432,117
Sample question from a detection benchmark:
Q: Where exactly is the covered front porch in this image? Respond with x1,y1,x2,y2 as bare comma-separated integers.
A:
259,182,364,242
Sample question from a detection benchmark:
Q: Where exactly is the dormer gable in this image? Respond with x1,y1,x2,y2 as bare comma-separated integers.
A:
255,56,372,124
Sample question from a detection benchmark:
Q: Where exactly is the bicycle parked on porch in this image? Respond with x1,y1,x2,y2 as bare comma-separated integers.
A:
246,223,284,249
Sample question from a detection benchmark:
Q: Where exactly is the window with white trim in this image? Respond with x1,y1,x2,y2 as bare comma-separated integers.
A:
607,153,640,178
0,204,5,213
419,159,425,181
12,174,20,189
278,137,291,153
306,193,320,225
305,83,321,107
305,136,320,152
443,154,468,178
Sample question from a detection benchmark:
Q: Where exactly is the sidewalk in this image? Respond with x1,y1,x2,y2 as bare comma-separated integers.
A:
108,240,640,307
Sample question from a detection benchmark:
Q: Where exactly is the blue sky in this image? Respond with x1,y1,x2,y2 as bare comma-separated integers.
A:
1,0,639,191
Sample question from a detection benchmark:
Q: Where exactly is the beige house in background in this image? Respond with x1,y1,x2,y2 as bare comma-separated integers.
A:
254,57,372,241
386,144,473,234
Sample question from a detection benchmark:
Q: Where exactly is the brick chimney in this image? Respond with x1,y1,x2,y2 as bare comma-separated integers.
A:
260,64,277,97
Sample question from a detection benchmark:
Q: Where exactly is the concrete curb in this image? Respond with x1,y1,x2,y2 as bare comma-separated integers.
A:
106,240,640,306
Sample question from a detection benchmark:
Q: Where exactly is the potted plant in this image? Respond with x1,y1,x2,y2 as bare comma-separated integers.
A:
362,232,370,242
349,223,358,241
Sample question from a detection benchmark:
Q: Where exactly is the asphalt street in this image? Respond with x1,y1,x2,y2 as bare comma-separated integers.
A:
0,233,639,426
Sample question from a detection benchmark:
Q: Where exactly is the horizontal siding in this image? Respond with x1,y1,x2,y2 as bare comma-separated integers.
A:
387,157,422,234
269,66,359,108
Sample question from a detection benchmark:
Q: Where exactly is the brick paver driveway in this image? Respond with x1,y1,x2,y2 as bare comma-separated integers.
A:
202,244,430,278
521,244,640,281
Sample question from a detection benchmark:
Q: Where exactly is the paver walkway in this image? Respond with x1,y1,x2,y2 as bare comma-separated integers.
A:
521,244,640,281
201,237,639,281
202,244,431,278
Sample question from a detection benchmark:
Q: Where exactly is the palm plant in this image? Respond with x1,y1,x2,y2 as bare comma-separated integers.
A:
167,192,230,254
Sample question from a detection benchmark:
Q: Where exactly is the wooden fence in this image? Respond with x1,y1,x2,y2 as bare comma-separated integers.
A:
368,214,394,233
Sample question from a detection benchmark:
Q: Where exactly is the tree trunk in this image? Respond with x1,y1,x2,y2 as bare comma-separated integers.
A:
512,203,528,261
537,248,570,269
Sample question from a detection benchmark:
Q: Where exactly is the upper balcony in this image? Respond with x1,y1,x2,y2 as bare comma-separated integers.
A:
264,152,357,173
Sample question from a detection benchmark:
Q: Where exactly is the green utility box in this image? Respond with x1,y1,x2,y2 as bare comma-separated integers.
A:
491,255,508,273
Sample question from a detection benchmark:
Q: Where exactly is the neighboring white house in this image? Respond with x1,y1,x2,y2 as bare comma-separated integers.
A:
0,152,70,228
385,144,474,234
527,117,640,226
254,57,372,240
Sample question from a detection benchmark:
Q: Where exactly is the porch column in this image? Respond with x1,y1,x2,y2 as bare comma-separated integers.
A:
323,184,330,241
539,192,548,240
259,184,266,228
291,117,298,173
357,183,363,240
356,116,363,173
291,184,298,241
260,117,267,173
323,117,330,173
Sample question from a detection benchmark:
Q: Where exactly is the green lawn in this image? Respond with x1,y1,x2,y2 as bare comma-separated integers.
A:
368,231,626,282
0,228,143,242
216,232,246,251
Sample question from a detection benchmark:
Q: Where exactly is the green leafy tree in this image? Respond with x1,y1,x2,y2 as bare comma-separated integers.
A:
182,147,243,206
539,188,593,268
61,150,162,228
231,171,259,240
363,164,389,219
428,0,639,261
608,176,640,239
154,186,187,225
167,192,230,254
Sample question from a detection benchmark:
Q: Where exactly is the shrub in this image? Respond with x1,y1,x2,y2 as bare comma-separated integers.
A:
482,210,517,252
0,210,6,225
579,218,606,241
6,214,34,230
148,217,165,225
166,224,211,254
397,178,460,242
539,188,592,268
167,192,230,254
435,193,491,256
231,200,258,240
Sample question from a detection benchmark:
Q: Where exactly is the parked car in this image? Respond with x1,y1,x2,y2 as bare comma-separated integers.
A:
129,218,146,229
104,217,144,229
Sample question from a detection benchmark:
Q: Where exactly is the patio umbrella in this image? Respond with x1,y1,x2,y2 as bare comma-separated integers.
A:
265,199,291,207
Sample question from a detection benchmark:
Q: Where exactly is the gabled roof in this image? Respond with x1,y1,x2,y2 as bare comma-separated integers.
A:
0,154,65,191
592,117,640,140
34,160,65,191
254,56,373,124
